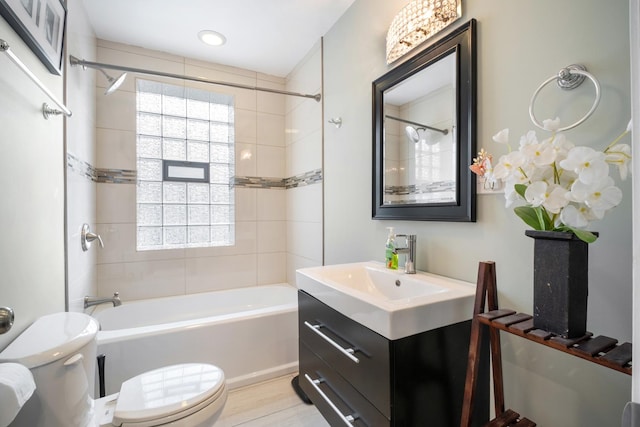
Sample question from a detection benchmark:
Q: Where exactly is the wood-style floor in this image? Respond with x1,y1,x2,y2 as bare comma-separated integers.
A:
216,373,330,427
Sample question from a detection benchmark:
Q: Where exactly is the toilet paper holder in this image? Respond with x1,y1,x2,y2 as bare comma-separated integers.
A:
0,307,14,334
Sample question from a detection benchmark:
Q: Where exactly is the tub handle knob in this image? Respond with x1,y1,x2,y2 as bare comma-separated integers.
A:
81,223,104,251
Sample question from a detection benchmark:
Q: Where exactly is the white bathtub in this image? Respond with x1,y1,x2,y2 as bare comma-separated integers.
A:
92,284,299,395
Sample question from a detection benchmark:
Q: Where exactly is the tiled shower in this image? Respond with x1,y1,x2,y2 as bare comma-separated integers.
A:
66,2,322,311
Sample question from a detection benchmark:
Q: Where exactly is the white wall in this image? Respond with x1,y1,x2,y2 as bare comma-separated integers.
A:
630,0,640,403
66,0,98,312
323,0,632,425
0,19,65,349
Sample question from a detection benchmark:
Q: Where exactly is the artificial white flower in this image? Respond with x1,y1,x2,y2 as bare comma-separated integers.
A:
567,177,623,213
522,141,556,167
543,117,561,131
559,146,608,185
560,204,592,229
492,151,526,180
492,128,509,145
519,130,538,147
605,143,632,180
524,182,568,214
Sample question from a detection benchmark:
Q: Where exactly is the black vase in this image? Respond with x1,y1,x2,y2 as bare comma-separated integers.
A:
525,230,596,338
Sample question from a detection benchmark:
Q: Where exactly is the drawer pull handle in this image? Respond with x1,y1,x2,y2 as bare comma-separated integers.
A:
304,321,360,363
304,374,357,426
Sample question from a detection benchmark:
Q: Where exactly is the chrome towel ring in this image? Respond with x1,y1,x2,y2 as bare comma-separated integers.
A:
529,64,601,132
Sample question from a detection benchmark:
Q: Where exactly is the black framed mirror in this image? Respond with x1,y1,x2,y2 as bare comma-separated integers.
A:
372,19,476,221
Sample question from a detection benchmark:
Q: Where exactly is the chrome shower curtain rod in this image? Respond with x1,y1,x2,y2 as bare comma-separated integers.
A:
385,115,448,135
69,55,322,102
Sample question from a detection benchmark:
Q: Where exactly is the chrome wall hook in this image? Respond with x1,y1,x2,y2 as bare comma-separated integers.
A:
328,117,342,128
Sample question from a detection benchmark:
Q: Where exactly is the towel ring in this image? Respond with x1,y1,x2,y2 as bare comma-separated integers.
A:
529,64,601,132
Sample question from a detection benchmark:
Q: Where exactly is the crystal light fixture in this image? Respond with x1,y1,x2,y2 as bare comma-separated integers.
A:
386,0,461,64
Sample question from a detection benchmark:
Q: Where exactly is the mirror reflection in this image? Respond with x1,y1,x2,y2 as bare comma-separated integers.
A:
383,51,456,205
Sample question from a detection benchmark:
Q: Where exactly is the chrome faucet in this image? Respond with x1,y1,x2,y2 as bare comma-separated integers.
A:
84,292,122,309
395,234,417,274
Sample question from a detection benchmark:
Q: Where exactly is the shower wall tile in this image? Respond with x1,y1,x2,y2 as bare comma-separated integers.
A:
96,128,136,170
96,223,185,264
256,78,287,114
286,129,322,177
184,63,258,112
284,40,323,283
97,259,186,301
287,185,322,223
97,42,185,94
258,253,287,285
257,221,287,253
235,142,257,176
96,89,136,132
235,188,257,222
183,221,257,258
257,112,286,147
287,221,323,264
285,40,322,114
185,254,257,294
66,1,98,312
96,183,136,224
66,174,98,306
257,145,285,178
235,108,258,143
285,97,321,147
257,189,286,221
286,253,322,288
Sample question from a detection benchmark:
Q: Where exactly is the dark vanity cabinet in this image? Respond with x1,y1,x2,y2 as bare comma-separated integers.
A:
298,290,489,426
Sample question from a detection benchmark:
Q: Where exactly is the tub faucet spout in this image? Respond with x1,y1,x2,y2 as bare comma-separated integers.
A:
84,292,121,309
395,234,417,274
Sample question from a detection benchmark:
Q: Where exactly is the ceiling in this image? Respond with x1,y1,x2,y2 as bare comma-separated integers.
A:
81,0,357,78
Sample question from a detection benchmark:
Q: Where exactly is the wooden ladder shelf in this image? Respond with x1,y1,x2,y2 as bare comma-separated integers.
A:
460,261,632,427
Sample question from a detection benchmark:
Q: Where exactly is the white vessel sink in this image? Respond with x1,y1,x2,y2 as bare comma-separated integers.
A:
296,261,477,340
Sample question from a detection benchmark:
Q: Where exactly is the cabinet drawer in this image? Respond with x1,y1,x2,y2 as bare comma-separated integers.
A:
298,291,391,417
300,342,389,427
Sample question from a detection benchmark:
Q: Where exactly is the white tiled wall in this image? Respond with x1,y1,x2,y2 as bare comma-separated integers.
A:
65,1,98,312
285,41,324,283
93,40,322,300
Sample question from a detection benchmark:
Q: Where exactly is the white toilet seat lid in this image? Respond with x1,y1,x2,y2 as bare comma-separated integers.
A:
113,363,225,426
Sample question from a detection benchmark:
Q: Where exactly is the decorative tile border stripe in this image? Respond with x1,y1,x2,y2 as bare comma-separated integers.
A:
95,169,137,184
68,153,321,189
67,153,95,182
384,180,455,195
233,168,323,190
285,169,323,189
233,176,286,189
67,153,137,184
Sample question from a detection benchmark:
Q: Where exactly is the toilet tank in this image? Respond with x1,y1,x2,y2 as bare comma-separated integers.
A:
0,312,99,427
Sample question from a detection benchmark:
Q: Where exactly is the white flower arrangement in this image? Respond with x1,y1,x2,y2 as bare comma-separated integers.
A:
470,118,632,243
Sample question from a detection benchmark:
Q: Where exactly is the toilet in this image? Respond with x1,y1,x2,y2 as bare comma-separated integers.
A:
0,312,227,427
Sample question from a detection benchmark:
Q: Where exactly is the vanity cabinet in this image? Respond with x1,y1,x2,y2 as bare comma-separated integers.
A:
298,290,489,426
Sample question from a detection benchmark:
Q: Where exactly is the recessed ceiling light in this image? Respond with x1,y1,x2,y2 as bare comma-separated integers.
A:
198,30,226,46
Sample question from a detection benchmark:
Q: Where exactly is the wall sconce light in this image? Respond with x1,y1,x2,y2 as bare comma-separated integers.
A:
386,0,462,64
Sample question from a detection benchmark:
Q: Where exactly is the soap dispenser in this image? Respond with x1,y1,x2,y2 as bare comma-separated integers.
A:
385,227,398,270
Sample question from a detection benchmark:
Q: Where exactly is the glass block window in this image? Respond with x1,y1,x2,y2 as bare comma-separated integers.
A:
136,79,235,250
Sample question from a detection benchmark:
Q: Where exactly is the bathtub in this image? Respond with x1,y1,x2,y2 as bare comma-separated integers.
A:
92,284,299,395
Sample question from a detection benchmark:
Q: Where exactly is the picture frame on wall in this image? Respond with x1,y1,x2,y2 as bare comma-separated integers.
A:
0,0,66,75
